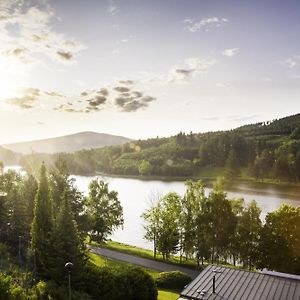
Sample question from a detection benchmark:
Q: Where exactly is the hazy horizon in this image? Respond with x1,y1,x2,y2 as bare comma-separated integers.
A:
1,0,300,144
0,112,296,145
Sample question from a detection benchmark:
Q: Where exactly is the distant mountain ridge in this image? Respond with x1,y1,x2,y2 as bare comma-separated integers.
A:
2,132,132,154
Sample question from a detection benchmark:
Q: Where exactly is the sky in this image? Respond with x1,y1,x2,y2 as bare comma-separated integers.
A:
0,0,300,144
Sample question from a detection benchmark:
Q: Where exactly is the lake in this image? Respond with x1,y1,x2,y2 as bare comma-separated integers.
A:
4,166,300,250
72,174,300,250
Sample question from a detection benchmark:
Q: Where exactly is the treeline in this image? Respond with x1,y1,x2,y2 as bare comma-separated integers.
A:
142,179,300,275
19,113,300,183
0,161,157,300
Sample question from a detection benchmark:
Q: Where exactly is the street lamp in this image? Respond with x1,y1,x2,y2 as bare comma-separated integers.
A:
65,262,73,300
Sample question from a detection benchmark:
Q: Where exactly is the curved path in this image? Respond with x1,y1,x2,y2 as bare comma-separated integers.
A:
89,245,200,279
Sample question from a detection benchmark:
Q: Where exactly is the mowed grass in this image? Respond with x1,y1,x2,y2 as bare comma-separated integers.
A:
93,240,199,270
158,289,180,300
88,252,160,276
88,252,180,300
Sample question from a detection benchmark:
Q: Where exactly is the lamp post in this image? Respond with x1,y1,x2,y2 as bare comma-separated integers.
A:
65,262,73,300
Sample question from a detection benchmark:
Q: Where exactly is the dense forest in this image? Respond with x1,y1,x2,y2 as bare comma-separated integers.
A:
18,113,300,183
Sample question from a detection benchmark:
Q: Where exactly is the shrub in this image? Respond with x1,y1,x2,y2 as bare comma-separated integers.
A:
115,267,157,300
81,263,157,300
155,271,191,290
0,273,27,300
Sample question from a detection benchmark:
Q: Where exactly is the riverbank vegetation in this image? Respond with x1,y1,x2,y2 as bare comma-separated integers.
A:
142,179,300,275
16,113,300,185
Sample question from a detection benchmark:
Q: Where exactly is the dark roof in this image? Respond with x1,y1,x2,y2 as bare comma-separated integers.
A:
179,264,300,300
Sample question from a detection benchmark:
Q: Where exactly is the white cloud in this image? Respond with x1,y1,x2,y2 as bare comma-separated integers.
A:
222,48,239,57
167,58,216,83
282,56,300,69
184,17,228,32
108,0,118,15
0,0,85,65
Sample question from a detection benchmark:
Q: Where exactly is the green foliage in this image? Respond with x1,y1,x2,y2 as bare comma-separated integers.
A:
87,179,124,243
139,160,152,175
155,271,191,290
258,204,300,274
142,193,181,260
236,200,262,270
81,263,157,300
290,125,300,139
31,164,53,277
224,149,240,179
48,190,86,283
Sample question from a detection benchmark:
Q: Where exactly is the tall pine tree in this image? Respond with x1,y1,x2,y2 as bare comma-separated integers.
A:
49,189,85,283
31,163,53,277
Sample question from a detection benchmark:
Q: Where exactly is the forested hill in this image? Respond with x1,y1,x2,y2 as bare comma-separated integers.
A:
0,146,21,165
3,131,132,154
20,113,300,182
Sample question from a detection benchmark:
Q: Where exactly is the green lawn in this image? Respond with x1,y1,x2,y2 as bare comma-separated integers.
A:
92,240,199,270
158,289,180,300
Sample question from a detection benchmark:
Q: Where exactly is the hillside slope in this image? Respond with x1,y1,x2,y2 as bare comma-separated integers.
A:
3,132,132,154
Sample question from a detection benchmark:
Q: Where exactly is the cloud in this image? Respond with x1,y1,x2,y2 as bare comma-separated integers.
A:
97,88,109,96
119,80,134,85
184,17,228,32
114,86,131,93
222,48,239,57
44,91,64,97
168,58,216,82
0,1,85,65
12,80,156,114
132,91,143,98
87,95,107,107
57,51,73,62
108,0,118,15
114,91,156,112
6,87,40,109
282,56,300,69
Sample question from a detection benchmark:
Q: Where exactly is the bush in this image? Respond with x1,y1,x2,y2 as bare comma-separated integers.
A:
0,273,27,300
155,271,191,290
115,267,157,300
81,264,117,300
81,263,157,300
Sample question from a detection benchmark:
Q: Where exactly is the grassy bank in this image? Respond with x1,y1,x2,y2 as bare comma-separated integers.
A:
93,240,201,270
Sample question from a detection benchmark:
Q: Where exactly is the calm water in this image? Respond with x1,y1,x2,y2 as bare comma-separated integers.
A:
73,174,300,250
4,166,300,250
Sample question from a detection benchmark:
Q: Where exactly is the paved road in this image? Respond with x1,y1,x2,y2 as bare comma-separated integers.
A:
89,245,200,279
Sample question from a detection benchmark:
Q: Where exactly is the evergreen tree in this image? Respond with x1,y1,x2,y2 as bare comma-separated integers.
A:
21,174,38,231
49,190,85,283
31,164,53,277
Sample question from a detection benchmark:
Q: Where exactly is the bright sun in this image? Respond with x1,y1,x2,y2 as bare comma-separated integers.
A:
0,56,28,100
